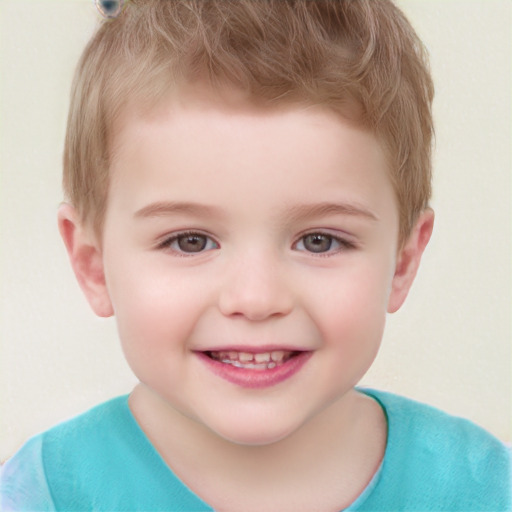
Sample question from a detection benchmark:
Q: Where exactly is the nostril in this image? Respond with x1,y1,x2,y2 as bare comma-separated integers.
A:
218,289,293,321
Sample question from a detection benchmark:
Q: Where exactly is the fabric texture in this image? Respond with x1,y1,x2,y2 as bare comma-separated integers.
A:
1,389,510,511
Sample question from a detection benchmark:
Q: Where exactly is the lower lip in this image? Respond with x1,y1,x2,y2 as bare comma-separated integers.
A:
196,351,313,389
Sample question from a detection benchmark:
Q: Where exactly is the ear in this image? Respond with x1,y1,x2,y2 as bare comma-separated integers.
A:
57,204,114,318
387,208,434,313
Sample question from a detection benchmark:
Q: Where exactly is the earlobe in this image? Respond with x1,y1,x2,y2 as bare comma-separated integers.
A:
57,204,114,318
387,209,434,313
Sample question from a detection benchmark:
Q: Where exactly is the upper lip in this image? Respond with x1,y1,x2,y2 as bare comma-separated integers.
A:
194,344,310,353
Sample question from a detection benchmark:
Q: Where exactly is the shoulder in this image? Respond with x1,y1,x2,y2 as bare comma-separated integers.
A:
1,435,55,511
365,387,508,451
368,388,510,461
0,396,131,511
358,388,511,511
40,395,132,456
1,396,210,511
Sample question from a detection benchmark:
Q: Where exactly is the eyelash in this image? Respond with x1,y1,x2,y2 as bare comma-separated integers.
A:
156,230,356,256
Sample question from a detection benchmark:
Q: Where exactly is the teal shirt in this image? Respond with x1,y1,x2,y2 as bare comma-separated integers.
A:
2,389,510,511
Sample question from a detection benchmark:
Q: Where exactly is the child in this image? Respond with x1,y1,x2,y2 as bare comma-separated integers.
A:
1,0,510,510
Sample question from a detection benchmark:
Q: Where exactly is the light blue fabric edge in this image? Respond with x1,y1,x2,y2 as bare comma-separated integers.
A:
0,435,56,511
343,387,388,511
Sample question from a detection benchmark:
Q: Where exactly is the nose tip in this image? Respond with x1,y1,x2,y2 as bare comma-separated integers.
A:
219,298,289,322
218,261,293,321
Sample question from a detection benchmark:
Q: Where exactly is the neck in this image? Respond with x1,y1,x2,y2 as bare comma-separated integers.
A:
129,383,386,512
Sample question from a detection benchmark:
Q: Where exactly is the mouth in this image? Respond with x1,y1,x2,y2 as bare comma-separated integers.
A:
204,349,300,370
198,349,311,389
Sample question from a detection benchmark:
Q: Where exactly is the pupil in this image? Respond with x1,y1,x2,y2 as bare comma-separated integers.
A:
178,235,207,252
305,234,331,253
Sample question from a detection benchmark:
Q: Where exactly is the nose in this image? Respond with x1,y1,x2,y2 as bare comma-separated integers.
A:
218,253,293,321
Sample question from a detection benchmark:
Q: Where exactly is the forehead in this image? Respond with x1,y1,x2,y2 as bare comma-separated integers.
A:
110,81,366,157
107,89,397,224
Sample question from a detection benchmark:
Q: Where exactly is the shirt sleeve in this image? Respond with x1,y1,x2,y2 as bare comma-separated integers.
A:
1,435,56,512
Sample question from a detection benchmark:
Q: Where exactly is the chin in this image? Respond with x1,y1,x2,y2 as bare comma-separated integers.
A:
206,415,304,447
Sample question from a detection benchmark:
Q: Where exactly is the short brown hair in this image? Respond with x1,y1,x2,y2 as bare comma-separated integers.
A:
63,0,434,245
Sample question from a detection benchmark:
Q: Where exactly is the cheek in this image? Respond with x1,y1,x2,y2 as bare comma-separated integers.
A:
306,263,391,349
104,258,211,355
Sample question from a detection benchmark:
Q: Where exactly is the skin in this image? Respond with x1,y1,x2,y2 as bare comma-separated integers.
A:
58,89,433,511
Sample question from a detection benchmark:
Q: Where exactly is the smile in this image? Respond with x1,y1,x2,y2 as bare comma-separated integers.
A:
205,350,297,370
198,349,312,389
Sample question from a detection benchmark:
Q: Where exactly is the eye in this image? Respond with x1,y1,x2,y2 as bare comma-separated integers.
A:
159,232,219,254
294,233,353,254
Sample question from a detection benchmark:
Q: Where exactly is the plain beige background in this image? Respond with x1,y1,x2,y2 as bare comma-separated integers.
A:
0,0,511,462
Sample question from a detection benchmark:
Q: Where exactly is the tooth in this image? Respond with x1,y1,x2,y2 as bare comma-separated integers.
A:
244,363,268,370
254,352,271,363
271,350,285,362
239,352,254,363
267,362,276,369
228,351,238,360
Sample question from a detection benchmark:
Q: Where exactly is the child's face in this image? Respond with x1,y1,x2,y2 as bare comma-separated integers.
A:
82,92,411,445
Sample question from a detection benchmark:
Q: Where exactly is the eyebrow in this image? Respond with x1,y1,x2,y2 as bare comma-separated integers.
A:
134,201,224,219
282,202,379,223
134,200,378,222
